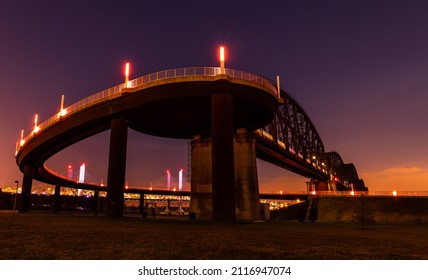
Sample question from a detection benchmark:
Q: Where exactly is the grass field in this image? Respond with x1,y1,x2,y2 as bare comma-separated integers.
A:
1,213,427,260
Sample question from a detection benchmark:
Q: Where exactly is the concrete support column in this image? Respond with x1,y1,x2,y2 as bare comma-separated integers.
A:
107,118,128,217
211,93,235,222
20,164,34,212
190,130,261,221
234,129,260,220
54,184,61,212
189,136,213,220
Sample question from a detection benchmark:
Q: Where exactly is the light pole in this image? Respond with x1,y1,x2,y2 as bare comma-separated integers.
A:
13,180,19,214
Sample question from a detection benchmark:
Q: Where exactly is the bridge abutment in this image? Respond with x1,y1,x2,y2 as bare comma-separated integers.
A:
106,118,128,217
189,129,261,221
19,164,34,212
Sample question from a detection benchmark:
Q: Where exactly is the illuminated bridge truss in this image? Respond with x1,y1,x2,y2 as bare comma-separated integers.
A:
255,88,366,191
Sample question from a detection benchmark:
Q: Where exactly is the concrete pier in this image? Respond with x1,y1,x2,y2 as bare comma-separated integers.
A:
211,93,235,222
20,164,34,212
106,119,128,217
234,129,260,220
189,130,261,221
189,136,213,220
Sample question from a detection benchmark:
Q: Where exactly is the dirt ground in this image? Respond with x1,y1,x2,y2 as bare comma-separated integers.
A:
1,213,427,259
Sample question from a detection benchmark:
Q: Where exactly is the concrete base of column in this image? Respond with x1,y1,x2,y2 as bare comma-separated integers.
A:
234,129,260,220
189,131,261,221
189,136,213,220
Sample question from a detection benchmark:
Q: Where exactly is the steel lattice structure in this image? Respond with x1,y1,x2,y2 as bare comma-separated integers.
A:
256,88,367,191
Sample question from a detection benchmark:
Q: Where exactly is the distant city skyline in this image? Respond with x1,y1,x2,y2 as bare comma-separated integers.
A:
1,1,428,193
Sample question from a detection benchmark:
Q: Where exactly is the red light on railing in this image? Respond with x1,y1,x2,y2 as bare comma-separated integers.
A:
124,62,130,88
125,62,130,77
219,46,225,74
19,129,25,147
59,94,67,117
33,114,40,133
220,46,225,62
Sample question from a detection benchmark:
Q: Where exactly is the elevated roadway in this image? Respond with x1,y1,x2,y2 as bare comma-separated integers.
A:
15,66,364,220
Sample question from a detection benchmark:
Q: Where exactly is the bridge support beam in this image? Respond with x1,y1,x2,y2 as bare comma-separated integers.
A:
211,93,235,222
234,129,260,220
20,164,34,212
106,119,128,217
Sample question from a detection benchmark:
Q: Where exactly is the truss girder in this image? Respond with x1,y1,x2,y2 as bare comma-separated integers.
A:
260,89,325,167
256,88,364,189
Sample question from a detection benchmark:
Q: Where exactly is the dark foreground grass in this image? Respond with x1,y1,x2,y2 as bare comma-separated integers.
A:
1,213,427,259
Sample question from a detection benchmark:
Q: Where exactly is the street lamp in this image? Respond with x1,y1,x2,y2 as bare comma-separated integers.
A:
13,180,19,214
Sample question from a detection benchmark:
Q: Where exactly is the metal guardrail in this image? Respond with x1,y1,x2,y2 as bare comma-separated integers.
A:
18,67,278,151
311,191,428,197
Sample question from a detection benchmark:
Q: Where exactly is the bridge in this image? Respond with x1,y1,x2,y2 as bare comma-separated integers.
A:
15,48,365,221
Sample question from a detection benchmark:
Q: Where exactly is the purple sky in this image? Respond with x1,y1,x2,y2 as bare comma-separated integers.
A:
1,1,428,192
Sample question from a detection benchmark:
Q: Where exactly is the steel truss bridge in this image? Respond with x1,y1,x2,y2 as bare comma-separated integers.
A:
255,86,366,192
